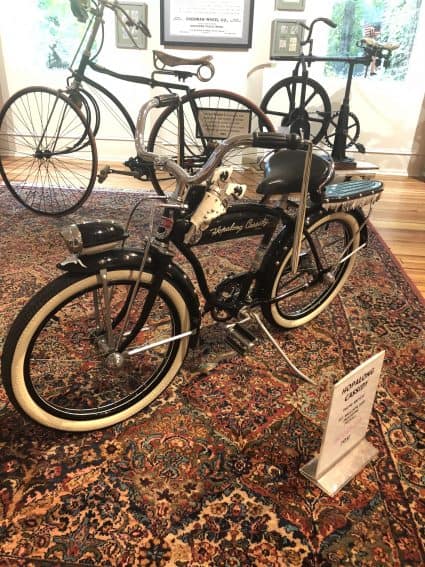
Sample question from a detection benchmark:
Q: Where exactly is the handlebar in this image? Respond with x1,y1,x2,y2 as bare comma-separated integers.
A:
135,96,307,191
70,0,90,22
69,0,151,42
301,17,337,46
252,132,307,150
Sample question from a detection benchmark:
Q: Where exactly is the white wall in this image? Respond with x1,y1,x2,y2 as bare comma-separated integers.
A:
0,0,424,174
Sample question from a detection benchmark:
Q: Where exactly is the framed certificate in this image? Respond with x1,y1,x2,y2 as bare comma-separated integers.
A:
160,0,254,49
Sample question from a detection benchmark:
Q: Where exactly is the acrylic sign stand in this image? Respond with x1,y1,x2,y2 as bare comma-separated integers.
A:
300,351,385,496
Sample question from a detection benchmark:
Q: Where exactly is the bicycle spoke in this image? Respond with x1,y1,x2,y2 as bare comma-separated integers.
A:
148,90,273,194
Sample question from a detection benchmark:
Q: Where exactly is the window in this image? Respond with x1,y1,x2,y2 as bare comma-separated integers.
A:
326,0,422,79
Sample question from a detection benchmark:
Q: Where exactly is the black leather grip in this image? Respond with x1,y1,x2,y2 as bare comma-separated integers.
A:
323,18,337,28
154,94,180,108
252,132,304,150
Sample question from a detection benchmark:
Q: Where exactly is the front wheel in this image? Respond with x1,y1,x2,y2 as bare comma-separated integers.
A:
1,269,191,431
0,86,98,215
261,211,361,328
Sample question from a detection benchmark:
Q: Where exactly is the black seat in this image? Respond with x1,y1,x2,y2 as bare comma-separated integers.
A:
256,149,333,196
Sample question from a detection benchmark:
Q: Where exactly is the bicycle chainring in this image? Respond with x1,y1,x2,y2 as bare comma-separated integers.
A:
211,273,252,321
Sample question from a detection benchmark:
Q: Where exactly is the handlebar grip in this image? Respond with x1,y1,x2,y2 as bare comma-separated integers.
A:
323,18,337,28
154,94,180,108
70,0,89,23
252,132,304,150
136,20,151,38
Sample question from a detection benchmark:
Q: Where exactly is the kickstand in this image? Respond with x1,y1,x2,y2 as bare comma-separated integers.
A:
250,312,316,385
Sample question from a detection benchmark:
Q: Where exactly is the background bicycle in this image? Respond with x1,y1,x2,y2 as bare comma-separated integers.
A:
259,18,398,162
0,0,273,216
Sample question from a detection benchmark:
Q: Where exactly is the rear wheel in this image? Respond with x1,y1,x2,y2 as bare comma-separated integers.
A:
1,269,191,431
261,211,361,328
148,89,275,195
0,86,97,215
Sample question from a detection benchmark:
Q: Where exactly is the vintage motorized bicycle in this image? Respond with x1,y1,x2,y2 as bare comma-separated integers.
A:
1,94,384,432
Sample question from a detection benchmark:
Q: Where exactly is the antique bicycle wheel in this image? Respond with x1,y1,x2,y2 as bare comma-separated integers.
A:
0,86,97,216
2,269,191,431
261,210,361,328
147,89,275,195
260,76,331,144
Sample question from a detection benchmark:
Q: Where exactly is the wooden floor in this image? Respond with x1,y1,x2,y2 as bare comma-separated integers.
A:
371,175,425,298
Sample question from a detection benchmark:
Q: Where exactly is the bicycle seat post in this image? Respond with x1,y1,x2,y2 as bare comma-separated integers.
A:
177,98,184,167
331,59,357,163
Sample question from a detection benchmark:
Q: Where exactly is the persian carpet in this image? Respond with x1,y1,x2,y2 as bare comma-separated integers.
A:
0,188,424,566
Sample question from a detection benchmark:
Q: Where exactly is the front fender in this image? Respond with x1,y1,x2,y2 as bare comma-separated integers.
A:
58,247,201,347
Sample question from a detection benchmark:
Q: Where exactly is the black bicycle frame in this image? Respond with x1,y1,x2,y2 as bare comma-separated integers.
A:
68,57,221,176
70,55,191,124
161,202,288,313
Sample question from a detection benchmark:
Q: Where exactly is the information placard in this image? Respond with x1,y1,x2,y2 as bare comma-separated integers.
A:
197,108,251,139
316,351,384,476
300,351,385,495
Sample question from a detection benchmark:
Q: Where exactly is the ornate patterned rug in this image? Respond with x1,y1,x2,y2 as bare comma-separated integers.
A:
0,189,424,566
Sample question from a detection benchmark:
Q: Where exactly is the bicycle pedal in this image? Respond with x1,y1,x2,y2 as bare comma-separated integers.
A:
225,323,257,356
98,165,111,183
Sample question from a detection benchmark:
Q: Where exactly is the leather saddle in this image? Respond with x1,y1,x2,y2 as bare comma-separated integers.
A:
256,149,333,197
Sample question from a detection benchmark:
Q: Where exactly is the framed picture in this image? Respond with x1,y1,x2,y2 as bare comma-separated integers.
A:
115,3,148,49
270,19,305,58
275,0,306,11
160,0,254,49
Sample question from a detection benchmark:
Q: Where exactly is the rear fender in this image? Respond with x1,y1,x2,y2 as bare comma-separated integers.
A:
255,208,368,290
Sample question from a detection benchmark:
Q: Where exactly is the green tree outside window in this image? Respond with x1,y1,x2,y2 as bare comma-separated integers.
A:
38,0,86,69
326,0,422,79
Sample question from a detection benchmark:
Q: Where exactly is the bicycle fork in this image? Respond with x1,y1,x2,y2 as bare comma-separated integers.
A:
91,201,195,369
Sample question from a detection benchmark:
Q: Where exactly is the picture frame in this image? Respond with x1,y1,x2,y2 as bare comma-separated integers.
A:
115,3,148,49
275,0,306,11
270,19,305,58
160,0,254,49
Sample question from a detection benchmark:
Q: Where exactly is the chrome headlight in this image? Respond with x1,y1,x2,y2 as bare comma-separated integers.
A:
60,220,128,255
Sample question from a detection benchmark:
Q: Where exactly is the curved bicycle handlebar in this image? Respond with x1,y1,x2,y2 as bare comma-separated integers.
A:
113,1,151,39
135,96,307,191
69,0,151,39
322,18,337,29
302,17,337,46
70,0,90,22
